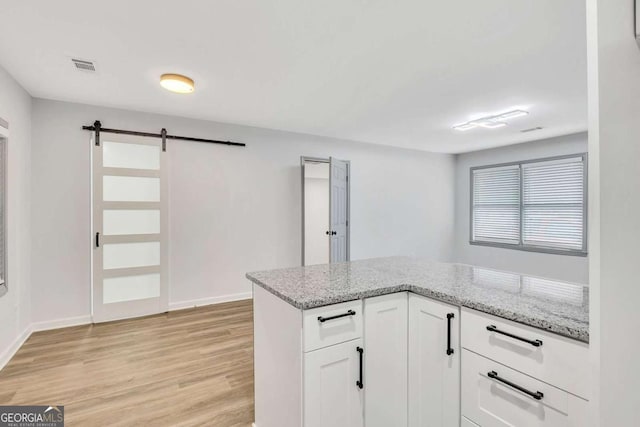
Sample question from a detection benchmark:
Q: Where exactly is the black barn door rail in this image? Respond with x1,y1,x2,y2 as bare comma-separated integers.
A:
83,120,246,151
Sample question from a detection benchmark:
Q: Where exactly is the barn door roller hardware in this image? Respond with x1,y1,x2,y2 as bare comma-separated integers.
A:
83,120,246,151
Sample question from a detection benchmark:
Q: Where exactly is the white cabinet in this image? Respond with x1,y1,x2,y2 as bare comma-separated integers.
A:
408,294,460,427
253,283,590,427
364,292,408,427
303,300,363,352
461,308,589,399
461,349,588,427
304,339,364,427
460,308,590,427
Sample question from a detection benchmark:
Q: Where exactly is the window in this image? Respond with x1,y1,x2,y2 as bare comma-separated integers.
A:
0,137,5,297
471,154,587,256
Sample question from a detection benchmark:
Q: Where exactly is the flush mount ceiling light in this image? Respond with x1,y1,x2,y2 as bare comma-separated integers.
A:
453,109,529,131
160,73,195,94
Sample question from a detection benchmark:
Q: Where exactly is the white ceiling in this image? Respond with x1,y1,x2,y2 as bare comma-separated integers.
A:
0,0,587,153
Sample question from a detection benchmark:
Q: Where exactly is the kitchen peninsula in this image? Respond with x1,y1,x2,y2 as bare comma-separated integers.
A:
247,257,590,427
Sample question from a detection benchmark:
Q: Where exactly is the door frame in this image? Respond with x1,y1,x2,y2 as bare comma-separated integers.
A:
300,156,350,266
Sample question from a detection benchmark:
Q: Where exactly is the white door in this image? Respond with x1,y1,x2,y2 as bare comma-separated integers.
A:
408,294,460,427
92,133,168,322
304,339,364,427
329,157,349,263
364,292,408,427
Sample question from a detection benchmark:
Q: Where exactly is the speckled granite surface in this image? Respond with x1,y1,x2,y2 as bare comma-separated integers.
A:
246,257,589,343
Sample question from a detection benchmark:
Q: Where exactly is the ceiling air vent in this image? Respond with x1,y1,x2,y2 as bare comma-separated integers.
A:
71,58,96,72
520,126,543,133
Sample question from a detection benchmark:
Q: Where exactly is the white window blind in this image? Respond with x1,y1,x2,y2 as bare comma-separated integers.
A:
471,154,587,255
472,165,520,244
522,157,585,250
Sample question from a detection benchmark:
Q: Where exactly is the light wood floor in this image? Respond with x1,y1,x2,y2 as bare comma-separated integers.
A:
0,299,254,427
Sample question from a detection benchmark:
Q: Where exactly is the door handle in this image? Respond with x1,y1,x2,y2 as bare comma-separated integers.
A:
487,370,544,400
95,232,100,248
486,325,543,347
356,346,364,389
446,313,455,355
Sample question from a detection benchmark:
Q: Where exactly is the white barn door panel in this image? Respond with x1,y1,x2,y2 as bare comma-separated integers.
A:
92,133,168,322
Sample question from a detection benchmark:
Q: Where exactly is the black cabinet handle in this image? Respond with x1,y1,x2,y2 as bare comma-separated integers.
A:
318,310,356,323
487,370,544,400
356,346,364,389
486,325,543,347
95,232,100,248
326,230,330,235
446,313,455,355
331,231,337,235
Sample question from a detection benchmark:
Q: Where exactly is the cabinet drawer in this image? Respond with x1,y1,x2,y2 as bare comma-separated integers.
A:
461,308,589,399
304,300,363,352
462,349,588,427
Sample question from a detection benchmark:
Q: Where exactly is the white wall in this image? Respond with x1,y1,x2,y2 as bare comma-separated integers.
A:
30,98,456,323
587,1,640,425
454,132,589,284
304,162,330,266
0,65,32,366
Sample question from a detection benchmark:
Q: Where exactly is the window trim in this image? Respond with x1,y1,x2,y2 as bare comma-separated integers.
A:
469,153,588,257
0,123,7,298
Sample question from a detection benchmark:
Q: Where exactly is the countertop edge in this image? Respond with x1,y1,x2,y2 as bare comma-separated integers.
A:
246,273,589,344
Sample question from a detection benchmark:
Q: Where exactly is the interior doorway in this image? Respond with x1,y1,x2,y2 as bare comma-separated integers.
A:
301,156,350,266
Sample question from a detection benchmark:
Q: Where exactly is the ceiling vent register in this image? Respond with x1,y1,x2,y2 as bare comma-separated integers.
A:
71,58,96,72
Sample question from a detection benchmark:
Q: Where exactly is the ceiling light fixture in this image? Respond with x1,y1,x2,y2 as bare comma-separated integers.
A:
160,73,195,94
453,109,529,131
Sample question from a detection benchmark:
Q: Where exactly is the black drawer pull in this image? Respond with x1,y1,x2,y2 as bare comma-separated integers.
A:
356,346,364,389
446,313,455,356
318,310,356,323
486,325,543,347
487,370,544,400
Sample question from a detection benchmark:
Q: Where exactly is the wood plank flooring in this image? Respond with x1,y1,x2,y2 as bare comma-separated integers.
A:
0,299,254,426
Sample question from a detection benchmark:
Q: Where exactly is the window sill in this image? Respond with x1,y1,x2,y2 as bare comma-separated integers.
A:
469,240,588,257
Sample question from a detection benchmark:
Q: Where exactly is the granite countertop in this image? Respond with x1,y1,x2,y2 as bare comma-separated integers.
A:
246,256,589,343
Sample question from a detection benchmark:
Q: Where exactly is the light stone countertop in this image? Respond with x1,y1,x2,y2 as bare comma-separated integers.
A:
246,256,589,343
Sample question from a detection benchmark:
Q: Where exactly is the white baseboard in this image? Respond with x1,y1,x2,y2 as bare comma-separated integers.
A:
31,315,92,332
0,325,32,371
169,292,252,311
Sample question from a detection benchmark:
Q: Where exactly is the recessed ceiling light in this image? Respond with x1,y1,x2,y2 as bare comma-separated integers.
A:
160,73,195,94
453,109,529,131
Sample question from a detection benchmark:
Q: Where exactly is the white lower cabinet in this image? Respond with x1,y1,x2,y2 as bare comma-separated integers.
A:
304,338,365,427
256,283,590,427
461,349,589,427
408,294,460,427
364,292,409,427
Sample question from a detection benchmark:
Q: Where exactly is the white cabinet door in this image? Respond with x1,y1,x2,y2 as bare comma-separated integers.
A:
408,294,460,427
364,292,408,427
304,339,364,427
